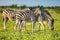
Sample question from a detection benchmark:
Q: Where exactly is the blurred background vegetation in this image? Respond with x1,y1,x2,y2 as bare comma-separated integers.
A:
0,4,60,14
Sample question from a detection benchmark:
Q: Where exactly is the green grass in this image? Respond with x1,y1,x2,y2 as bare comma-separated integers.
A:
0,9,60,40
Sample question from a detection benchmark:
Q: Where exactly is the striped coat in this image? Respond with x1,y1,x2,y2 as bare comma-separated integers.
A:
15,8,38,32
2,9,17,30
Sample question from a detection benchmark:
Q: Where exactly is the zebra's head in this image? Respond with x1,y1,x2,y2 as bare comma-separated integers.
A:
8,9,16,20
34,7,41,16
48,18,54,30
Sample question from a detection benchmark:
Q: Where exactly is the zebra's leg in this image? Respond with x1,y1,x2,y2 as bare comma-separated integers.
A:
40,21,45,31
38,16,45,31
38,22,41,31
23,21,26,32
14,20,19,32
18,20,22,32
3,17,8,30
32,20,36,33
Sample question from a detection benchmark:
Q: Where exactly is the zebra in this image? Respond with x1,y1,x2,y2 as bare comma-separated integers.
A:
2,9,17,30
15,8,39,33
34,6,54,31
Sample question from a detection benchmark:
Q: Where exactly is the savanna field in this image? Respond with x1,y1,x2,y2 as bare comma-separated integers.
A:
0,8,60,40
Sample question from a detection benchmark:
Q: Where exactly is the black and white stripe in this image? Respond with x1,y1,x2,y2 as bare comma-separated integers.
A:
2,9,17,30
15,8,37,32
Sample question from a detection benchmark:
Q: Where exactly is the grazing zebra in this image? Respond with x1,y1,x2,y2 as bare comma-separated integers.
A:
34,6,54,31
34,8,45,31
2,9,17,30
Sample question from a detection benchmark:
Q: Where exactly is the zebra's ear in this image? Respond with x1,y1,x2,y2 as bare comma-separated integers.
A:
29,7,32,10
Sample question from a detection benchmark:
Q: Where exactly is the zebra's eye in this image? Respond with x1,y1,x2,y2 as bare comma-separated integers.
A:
27,11,30,13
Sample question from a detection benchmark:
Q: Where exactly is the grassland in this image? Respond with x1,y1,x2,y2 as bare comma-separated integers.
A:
0,9,60,40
